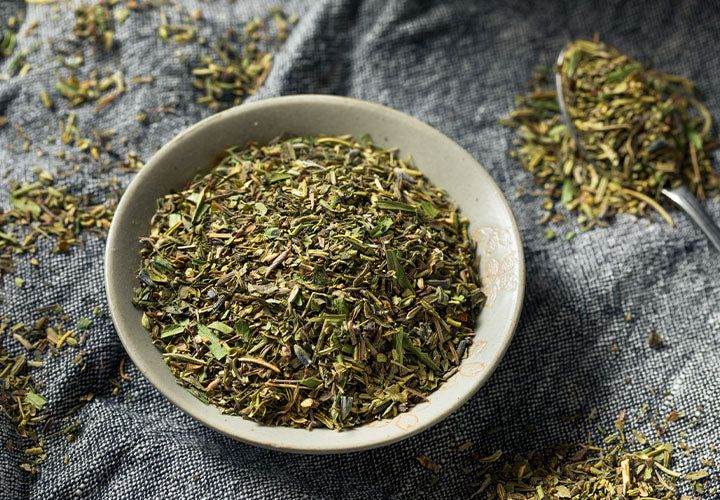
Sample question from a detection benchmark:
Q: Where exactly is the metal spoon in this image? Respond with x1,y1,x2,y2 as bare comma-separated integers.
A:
554,47,720,252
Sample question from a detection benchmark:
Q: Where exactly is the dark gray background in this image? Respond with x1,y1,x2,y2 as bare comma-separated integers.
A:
1,0,719,498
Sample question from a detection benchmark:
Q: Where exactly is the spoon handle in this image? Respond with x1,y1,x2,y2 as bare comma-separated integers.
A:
662,185,720,253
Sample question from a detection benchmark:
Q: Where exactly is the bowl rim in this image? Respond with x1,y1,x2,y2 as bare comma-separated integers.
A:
105,94,525,453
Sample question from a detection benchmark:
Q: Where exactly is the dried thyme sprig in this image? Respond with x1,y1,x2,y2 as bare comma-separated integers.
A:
502,38,720,231
133,135,485,429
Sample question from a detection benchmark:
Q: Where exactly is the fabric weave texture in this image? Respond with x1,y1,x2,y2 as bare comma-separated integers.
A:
1,0,719,498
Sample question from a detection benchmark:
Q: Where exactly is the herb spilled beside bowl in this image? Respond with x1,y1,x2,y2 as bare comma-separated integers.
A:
503,38,720,248
105,95,525,453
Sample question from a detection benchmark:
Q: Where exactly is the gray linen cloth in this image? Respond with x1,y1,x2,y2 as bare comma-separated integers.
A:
1,0,719,498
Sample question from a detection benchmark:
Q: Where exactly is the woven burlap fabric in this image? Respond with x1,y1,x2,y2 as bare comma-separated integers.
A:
1,0,719,498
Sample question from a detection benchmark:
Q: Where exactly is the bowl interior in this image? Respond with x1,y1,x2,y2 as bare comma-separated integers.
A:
105,95,524,453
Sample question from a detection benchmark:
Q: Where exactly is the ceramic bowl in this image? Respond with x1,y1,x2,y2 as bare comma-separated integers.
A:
105,95,524,453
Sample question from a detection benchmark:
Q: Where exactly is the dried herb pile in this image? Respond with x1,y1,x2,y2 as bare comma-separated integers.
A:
471,423,713,499
502,38,720,231
132,135,485,429
473,438,710,499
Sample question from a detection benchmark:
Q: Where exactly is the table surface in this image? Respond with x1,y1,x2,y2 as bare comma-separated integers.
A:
1,0,718,498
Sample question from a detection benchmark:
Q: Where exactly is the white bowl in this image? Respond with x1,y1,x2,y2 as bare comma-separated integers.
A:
105,95,525,453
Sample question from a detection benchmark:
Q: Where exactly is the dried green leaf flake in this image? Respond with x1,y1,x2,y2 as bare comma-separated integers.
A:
197,323,227,360
207,321,233,334
160,324,186,338
25,391,47,411
385,249,413,292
